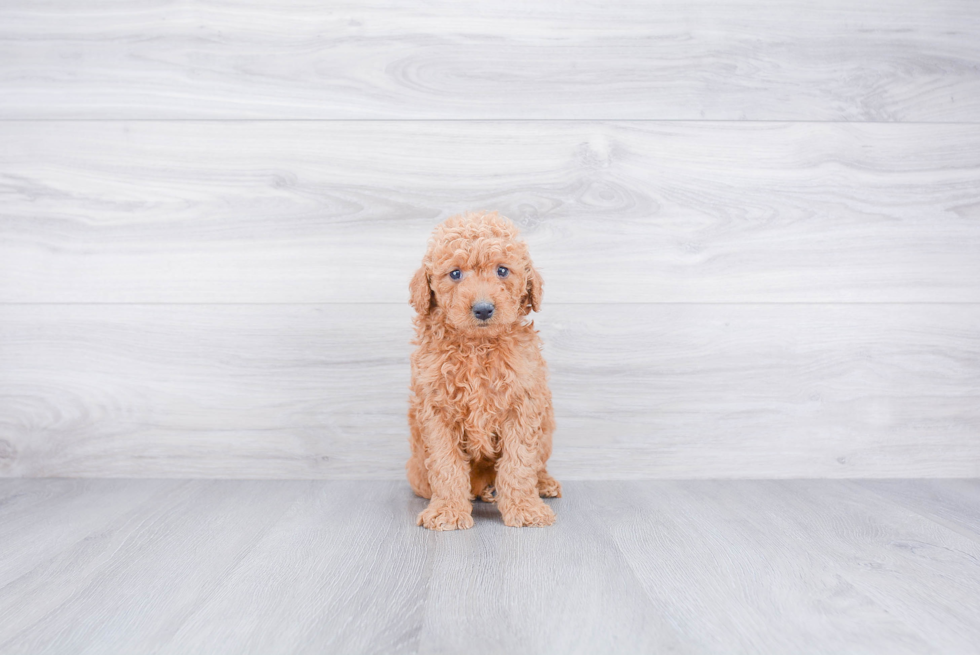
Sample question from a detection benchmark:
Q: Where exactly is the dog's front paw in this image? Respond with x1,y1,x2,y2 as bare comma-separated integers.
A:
417,500,474,531
500,497,556,528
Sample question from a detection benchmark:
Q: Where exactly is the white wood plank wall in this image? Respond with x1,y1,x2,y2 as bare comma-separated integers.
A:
1,0,978,478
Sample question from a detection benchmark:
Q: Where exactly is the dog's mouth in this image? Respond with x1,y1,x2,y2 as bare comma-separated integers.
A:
473,316,505,329
465,318,500,332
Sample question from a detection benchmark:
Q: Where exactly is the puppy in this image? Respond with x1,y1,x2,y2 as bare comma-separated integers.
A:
407,211,561,530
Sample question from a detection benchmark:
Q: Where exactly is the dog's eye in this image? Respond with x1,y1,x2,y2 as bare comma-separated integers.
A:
496,266,509,278
449,269,462,281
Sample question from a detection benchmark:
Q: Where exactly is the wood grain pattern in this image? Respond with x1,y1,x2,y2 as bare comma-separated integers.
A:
601,479,980,653
857,479,980,541
2,479,980,653
2,303,978,479
3,121,980,303
2,0,978,483
1,0,979,120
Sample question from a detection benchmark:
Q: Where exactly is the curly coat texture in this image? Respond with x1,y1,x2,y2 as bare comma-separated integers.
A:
407,211,561,530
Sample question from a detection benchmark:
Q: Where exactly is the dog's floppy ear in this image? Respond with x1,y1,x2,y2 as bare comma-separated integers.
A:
409,266,434,315
522,263,543,314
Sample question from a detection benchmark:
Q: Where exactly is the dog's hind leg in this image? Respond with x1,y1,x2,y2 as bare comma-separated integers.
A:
469,458,497,502
537,470,562,498
406,403,432,499
535,402,562,498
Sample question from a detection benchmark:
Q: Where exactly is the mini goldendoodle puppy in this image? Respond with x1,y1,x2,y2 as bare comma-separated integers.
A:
407,211,561,530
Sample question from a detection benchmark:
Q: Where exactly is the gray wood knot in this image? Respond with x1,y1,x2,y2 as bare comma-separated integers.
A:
0,439,16,467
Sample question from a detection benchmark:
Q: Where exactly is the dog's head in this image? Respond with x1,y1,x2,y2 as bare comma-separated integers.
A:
410,211,542,333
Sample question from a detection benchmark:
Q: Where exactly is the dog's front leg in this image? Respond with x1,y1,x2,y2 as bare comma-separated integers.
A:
495,410,556,528
417,417,474,531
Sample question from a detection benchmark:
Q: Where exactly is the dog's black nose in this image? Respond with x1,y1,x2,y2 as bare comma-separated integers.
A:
472,302,495,321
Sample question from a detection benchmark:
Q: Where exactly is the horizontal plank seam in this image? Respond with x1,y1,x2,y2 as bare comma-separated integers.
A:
2,302,980,307
1,119,980,126
5,477,972,483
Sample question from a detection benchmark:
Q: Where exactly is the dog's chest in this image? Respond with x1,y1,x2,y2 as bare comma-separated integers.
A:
444,349,519,457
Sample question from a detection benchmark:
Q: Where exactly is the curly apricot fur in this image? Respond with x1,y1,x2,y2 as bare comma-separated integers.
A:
407,211,560,529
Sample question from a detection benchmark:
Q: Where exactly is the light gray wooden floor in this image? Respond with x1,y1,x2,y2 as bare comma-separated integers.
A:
2,479,979,654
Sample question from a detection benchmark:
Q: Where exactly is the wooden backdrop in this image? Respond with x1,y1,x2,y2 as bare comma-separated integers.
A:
1,0,979,479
